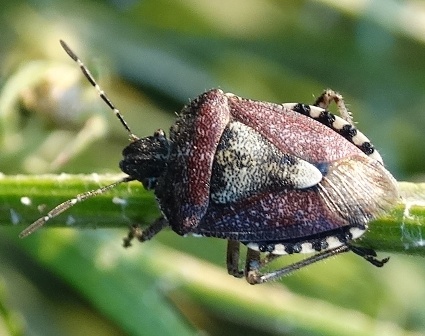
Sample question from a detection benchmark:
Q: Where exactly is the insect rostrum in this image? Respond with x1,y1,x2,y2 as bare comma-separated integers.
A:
20,41,399,285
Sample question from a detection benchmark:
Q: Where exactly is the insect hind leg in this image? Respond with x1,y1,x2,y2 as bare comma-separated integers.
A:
314,89,354,125
348,244,390,267
244,245,351,285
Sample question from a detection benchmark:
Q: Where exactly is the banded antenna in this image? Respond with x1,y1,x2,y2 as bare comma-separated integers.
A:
19,176,134,238
59,40,139,141
19,40,138,238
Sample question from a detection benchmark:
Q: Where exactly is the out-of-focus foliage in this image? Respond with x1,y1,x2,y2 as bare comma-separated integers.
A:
1,0,425,335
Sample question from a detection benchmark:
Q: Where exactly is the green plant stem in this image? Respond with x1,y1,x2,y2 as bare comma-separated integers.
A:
1,174,424,256
0,174,159,231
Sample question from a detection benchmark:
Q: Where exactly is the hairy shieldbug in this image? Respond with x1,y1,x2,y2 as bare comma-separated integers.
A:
20,40,399,285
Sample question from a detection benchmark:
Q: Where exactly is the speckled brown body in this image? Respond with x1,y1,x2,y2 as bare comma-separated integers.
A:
22,42,399,283
145,89,398,243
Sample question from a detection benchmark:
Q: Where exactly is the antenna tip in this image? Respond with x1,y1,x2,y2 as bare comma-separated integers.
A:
19,217,46,238
60,39,78,62
19,228,32,239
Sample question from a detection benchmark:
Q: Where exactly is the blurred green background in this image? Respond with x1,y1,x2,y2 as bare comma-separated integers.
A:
0,0,425,335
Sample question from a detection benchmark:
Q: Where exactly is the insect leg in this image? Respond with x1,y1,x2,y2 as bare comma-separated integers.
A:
226,240,244,278
314,89,354,125
123,217,169,247
348,244,390,267
245,245,351,285
245,248,262,284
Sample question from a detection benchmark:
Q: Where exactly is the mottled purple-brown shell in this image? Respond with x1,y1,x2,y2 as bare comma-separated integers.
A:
21,41,399,283
128,89,398,244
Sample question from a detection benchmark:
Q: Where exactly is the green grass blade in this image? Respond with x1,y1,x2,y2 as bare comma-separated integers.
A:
0,174,424,256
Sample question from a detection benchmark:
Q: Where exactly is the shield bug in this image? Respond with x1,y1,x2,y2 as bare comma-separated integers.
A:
20,40,399,284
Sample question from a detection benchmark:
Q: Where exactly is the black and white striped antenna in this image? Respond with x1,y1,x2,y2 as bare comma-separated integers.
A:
19,176,134,238
59,40,138,141
19,40,137,238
